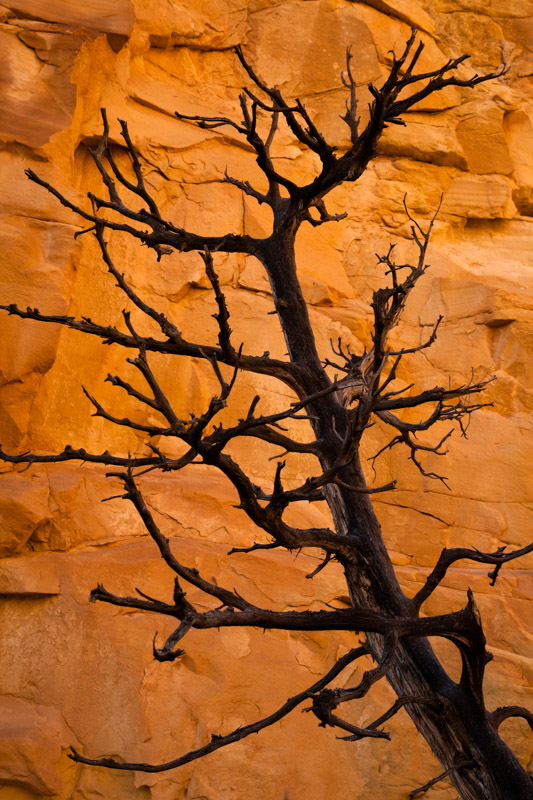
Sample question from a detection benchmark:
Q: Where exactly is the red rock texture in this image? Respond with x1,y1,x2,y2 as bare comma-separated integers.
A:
1,1,532,797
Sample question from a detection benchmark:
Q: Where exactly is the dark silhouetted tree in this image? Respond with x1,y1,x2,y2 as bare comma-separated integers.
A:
2,32,532,800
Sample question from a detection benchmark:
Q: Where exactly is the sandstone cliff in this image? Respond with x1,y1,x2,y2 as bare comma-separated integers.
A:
0,1,532,798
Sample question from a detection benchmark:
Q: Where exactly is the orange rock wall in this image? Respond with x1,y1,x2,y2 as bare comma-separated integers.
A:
1,1,532,798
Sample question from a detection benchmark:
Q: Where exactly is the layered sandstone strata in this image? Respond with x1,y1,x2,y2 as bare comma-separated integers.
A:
0,1,532,798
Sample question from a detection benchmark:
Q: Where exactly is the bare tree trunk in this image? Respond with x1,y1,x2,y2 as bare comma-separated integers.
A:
269,232,533,799
340,491,533,800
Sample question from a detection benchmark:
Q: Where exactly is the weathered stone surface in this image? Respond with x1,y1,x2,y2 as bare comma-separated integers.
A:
134,0,246,49
504,108,533,215
0,473,50,557
1,0,532,797
443,174,517,218
0,25,74,146
0,554,59,593
352,0,435,35
6,0,134,34
380,112,468,168
0,696,73,796
456,105,514,175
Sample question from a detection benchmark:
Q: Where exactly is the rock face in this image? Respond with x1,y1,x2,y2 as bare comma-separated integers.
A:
0,1,532,798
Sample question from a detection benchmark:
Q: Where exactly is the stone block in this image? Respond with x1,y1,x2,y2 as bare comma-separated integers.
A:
0,555,60,595
0,474,50,557
443,175,517,219
0,697,72,796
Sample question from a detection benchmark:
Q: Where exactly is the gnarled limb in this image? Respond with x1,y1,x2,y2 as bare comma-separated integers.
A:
296,32,504,208
409,759,475,799
412,543,533,611
374,379,491,413
370,198,442,378
0,300,297,388
0,442,199,472
68,646,366,772
91,579,491,640
26,167,260,257
492,706,533,733
342,695,442,742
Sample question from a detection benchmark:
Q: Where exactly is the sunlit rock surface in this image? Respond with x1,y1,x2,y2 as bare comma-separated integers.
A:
1,0,532,797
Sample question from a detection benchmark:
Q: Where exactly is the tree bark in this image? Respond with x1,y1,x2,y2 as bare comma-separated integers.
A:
265,234,533,800
341,488,533,800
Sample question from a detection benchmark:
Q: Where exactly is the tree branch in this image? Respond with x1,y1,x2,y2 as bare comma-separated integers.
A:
491,706,533,733
25,167,260,257
413,543,533,611
409,759,475,799
0,302,298,390
0,443,197,472
68,646,366,771
374,379,491,413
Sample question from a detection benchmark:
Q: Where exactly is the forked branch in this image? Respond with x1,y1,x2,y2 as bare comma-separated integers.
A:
413,543,533,610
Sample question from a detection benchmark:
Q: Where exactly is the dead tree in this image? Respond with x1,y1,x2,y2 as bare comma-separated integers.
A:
2,32,532,799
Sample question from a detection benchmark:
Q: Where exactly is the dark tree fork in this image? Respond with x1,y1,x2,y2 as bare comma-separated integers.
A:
2,31,532,799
